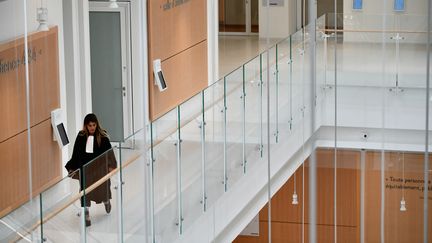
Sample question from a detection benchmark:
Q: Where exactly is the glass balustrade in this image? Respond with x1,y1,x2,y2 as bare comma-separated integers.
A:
2,13,431,243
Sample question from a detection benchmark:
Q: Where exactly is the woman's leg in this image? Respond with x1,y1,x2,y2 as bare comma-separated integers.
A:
103,200,111,213
84,207,91,226
84,199,91,227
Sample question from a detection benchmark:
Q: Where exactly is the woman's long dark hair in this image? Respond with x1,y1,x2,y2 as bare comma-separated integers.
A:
81,113,108,146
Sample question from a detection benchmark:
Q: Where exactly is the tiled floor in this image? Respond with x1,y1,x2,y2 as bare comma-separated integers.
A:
218,35,282,80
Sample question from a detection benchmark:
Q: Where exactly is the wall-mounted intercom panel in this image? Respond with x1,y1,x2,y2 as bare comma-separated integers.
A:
153,59,167,92
51,109,69,148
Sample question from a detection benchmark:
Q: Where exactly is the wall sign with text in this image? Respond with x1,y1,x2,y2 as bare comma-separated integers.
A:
262,0,284,7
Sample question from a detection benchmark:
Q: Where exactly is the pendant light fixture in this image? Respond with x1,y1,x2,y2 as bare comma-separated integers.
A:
292,173,299,205
37,0,49,32
400,152,407,212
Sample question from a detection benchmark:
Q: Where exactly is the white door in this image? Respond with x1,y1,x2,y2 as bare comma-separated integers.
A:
89,2,133,142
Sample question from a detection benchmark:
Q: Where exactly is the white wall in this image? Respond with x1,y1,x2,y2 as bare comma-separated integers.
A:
257,0,429,39
130,0,146,131
259,0,297,38
344,0,428,15
342,0,428,43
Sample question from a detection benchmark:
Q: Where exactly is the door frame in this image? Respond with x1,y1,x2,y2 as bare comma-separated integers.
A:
219,0,259,36
89,1,133,140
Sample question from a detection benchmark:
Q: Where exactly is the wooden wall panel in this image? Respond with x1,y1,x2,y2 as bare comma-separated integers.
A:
234,222,358,243
261,149,360,226
150,40,208,120
28,28,60,127
0,27,61,218
235,149,432,243
147,0,208,121
238,149,361,243
218,0,225,23
31,120,62,194
0,132,30,217
365,151,432,243
147,0,206,61
0,39,27,142
0,120,61,218
0,27,60,142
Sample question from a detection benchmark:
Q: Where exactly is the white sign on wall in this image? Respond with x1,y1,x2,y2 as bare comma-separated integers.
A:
262,0,285,6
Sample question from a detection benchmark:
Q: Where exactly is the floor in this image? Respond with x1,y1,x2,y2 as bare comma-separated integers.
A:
218,35,281,80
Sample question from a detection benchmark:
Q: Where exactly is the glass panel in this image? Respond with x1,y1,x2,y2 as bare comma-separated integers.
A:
383,13,429,243
25,0,64,220
291,29,307,131
203,81,226,208
119,129,148,242
82,148,120,242
40,170,84,242
396,15,428,88
428,12,432,242
274,38,293,143
179,93,204,232
225,68,246,189
1,0,40,241
268,46,278,147
244,55,264,170
151,109,180,242
316,15,328,97
0,197,42,243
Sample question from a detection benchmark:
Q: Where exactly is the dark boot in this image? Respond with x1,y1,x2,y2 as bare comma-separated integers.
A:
85,208,91,227
104,200,111,214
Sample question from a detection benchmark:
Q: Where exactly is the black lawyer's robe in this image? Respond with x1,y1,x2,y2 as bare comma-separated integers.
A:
65,132,117,206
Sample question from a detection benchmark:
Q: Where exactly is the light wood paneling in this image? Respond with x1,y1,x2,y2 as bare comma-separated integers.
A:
0,38,27,142
235,149,432,243
147,0,208,121
0,131,30,217
239,149,361,243
0,27,61,218
234,222,358,243
365,151,432,243
147,0,207,61
28,28,60,127
149,41,208,120
31,119,62,195
261,149,360,226
218,0,225,23
0,27,60,142
0,120,61,218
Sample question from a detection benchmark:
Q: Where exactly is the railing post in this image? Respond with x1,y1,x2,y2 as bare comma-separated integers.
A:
242,65,247,174
260,53,264,158
223,77,228,192
176,106,183,234
289,36,293,130
275,44,280,143
149,123,156,243
201,91,207,211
